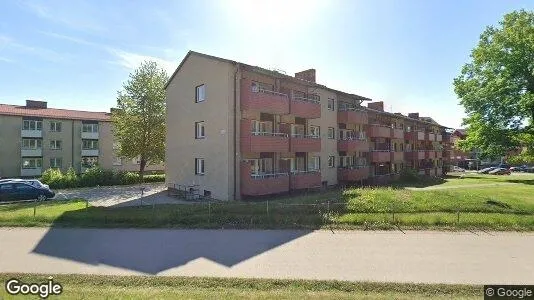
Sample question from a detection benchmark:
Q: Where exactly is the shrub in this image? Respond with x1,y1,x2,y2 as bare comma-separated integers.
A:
143,174,165,183
399,168,420,183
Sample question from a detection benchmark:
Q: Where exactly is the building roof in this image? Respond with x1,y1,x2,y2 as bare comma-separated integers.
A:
0,103,111,121
165,51,372,101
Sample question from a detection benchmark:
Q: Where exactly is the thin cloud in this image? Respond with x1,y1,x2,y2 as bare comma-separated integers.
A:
108,49,178,75
39,31,99,47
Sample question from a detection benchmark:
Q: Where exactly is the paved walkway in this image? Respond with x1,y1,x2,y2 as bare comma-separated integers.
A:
0,228,532,284
53,183,187,207
405,182,518,191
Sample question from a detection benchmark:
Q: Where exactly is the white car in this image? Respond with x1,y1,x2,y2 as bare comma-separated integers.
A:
0,179,49,189
452,166,466,172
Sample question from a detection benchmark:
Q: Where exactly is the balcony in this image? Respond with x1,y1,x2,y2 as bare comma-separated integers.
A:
21,129,42,138
82,149,99,156
426,151,436,159
290,96,321,119
81,131,99,139
337,108,368,124
390,151,404,162
405,151,426,160
436,151,443,158
368,124,392,138
20,168,42,177
241,79,289,115
392,128,404,139
370,151,391,163
290,135,321,152
240,163,289,196
405,131,425,141
436,134,443,142
427,133,436,141
21,148,42,157
338,166,370,181
290,171,321,190
338,139,369,152
240,120,289,153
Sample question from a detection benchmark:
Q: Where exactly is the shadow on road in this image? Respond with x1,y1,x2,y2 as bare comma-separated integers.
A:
32,227,311,274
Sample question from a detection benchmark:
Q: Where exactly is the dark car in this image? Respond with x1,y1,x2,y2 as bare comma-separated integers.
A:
0,182,55,202
489,168,511,175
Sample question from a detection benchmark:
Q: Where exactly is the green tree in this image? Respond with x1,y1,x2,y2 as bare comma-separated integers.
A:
453,10,534,160
112,61,168,181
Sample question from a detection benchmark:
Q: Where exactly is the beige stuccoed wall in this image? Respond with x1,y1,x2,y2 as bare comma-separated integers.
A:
166,54,235,200
308,88,339,186
0,115,22,177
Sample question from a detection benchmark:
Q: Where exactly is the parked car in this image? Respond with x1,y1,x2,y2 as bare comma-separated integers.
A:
0,182,55,202
478,167,497,174
488,168,511,175
452,166,466,172
0,179,49,189
498,164,511,169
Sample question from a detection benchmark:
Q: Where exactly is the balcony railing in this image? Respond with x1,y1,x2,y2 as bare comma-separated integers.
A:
292,96,320,104
21,148,42,157
338,139,369,152
21,129,42,138
338,108,368,124
290,170,322,190
338,165,370,181
250,172,289,179
252,131,288,137
368,124,392,138
241,163,290,196
370,150,391,162
290,96,321,119
290,134,321,152
241,120,290,153
241,79,289,115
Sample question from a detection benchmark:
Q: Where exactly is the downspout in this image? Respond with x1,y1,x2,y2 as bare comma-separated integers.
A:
233,63,239,200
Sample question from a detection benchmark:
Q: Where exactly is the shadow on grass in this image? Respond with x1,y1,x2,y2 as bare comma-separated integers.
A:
507,179,534,185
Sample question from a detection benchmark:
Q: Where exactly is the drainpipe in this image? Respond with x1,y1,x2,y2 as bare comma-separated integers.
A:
233,63,239,200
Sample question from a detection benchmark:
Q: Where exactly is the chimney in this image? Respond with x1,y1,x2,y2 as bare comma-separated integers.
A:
408,113,419,119
367,101,384,111
294,69,316,83
25,100,47,109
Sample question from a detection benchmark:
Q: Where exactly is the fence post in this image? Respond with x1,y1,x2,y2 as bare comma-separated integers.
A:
266,200,269,218
33,199,37,218
392,211,395,223
457,210,460,224
208,202,211,225
86,199,89,208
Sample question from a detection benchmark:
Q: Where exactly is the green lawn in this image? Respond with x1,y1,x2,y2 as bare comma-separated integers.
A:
0,274,482,300
397,172,534,188
1,174,533,230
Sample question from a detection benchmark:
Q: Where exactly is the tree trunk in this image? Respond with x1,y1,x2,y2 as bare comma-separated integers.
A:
139,159,147,183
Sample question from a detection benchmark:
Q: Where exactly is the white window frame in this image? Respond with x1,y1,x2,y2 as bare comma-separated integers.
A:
327,98,335,111
328,156,335,168
327,127,335,139
22,138,42,149
82,139,98,150
22,120,43,131
50,158,62,168
50,121,62,132
195,158,205,175
195,84,206,102
195,121,205,139
82,123,99,133
50,140,62,150
309,125,320,138
309,156,320,171
22,158,42,169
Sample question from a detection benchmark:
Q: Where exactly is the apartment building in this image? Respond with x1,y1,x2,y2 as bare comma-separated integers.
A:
165,51,451,200
0,100,163,178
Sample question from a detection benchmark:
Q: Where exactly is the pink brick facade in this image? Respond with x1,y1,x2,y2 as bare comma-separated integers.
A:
290,136,321,152
240,163,290,196
290,172,322,189
290,98,321,119
338,167,370,181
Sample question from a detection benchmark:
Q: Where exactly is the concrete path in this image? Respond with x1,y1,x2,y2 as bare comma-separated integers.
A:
0,228,533,284
53,183,188,207
405,182,518,191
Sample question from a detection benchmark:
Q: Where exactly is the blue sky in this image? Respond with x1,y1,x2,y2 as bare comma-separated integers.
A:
1,0,533,128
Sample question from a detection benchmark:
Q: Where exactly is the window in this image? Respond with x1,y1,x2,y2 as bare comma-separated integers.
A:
82,139,98,150
244,158,273,174
327,98,335,111
0,184,13,191
22,158,42,169
251,81,274,93
15,183,35,191
309,156,320,171
339,156,353,168
112,142,122,166
50,121,62,132
81,157,98,168
328,127,335,139
22,139,42,149
309,126,320,137
50,158,62,168
195,84,206,102
195,158,205,175
328,156,335,168
82,123,99,133
22,119,42,131
195,121,205,139
50,140,62,150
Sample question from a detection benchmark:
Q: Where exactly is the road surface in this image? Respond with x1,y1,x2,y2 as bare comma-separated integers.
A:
0,228,533,284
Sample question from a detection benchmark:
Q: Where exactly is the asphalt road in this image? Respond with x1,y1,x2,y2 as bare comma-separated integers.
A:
0,228,532,284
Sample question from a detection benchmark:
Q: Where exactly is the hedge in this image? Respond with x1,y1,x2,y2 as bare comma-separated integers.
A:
40,167,165,189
